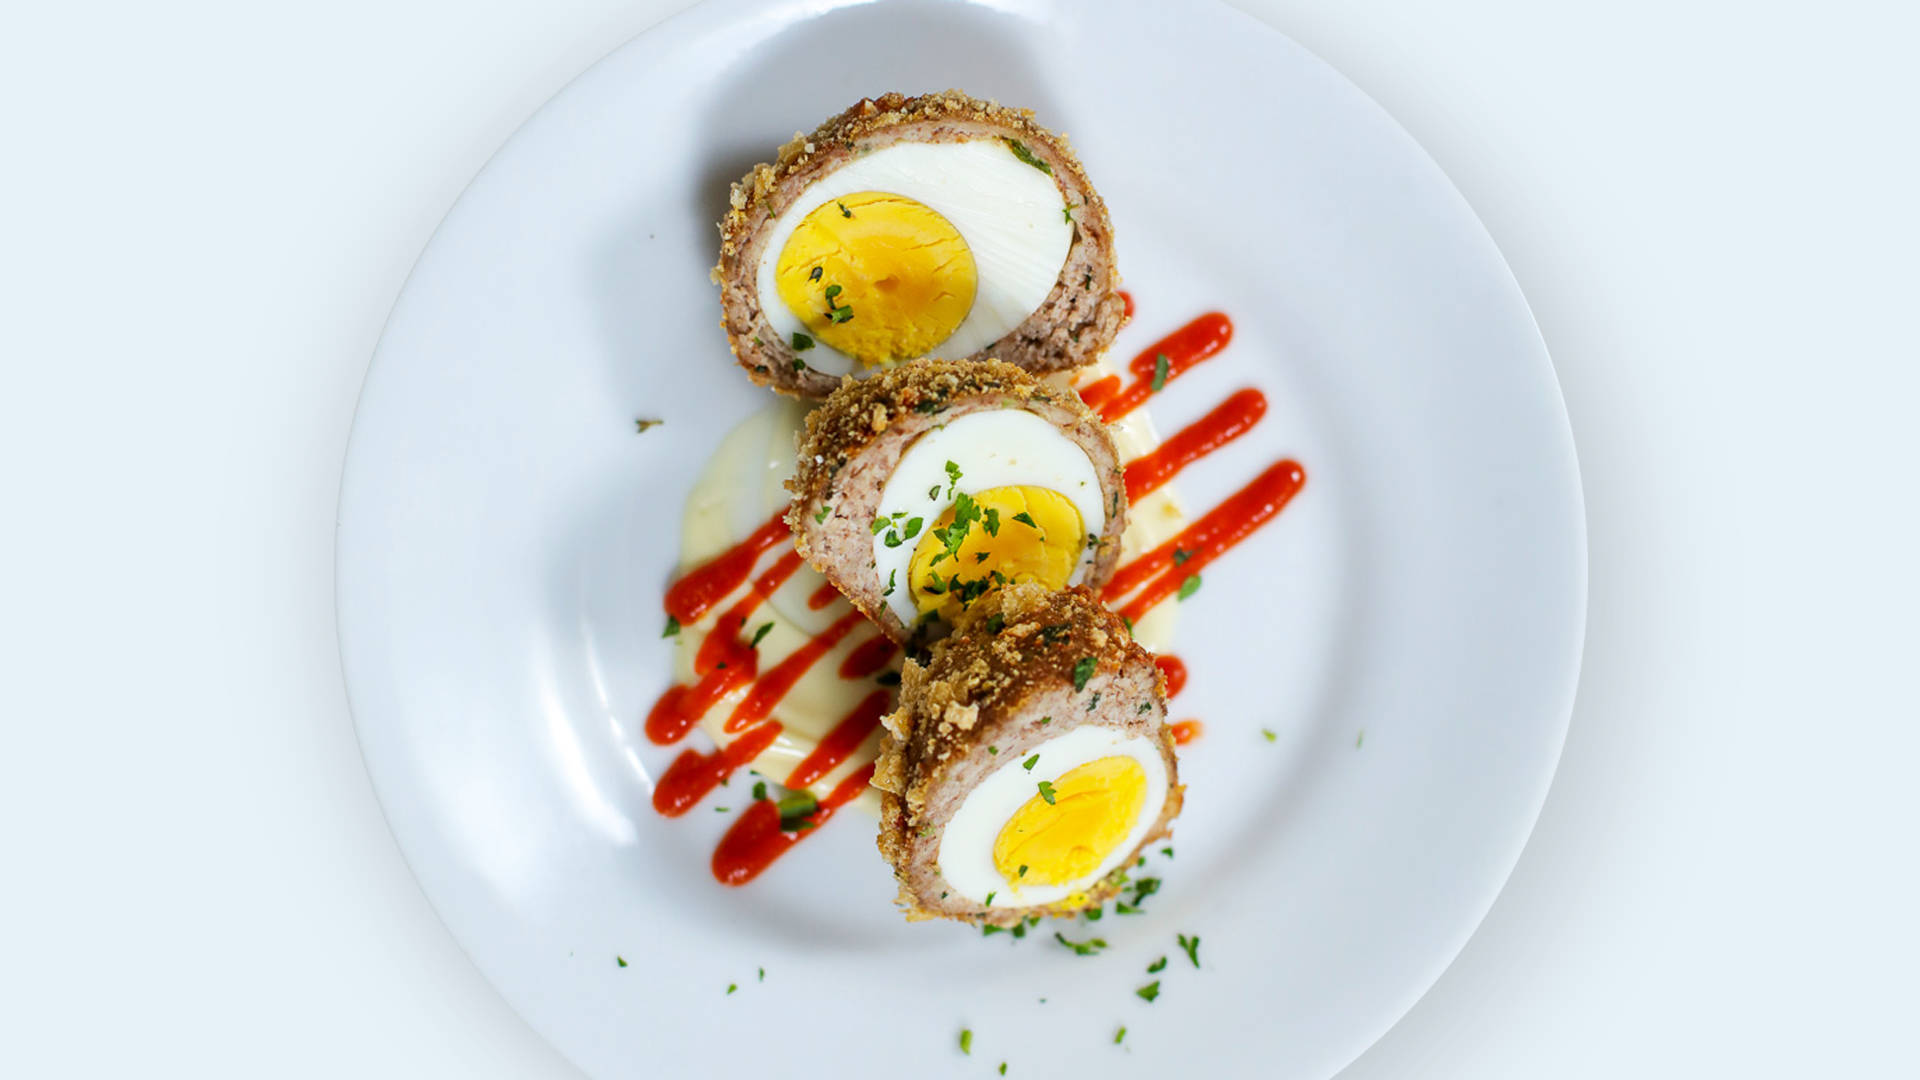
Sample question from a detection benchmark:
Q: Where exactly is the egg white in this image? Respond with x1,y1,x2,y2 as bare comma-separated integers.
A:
871,409,1106,628
937,725,1169,908
755,140,1073,376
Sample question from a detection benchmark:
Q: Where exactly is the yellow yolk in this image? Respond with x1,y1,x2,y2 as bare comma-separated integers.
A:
773,191,977,366
993,756,1147,887
907,486,1084,622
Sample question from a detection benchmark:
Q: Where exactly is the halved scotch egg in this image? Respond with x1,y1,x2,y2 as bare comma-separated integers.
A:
786,358,1127,644
874,584,1182,924
716,90,1125,397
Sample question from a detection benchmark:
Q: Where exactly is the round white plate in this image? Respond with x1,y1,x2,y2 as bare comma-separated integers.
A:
335,1,1586,1077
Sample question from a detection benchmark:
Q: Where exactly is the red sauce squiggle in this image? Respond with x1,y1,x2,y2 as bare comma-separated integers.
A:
1171,719,1204,746
805,582,841,611
664,513,790,625
1098,313,1234,422
1118,289,1136,321
1107,460,1307,624
1125,389,1268,502
785,690,890,791
1155,655,1189,699
712,763,877,886
1077,374,1123,413
645,550,806,745
652,720,783,817
724,610,866,733
837,635,898,680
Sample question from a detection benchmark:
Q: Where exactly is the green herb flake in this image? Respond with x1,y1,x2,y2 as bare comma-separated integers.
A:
982,924,1004,936
1011,512,1038,530
1072,656,1097,691
752,781,767,801
758,967,765,982
1172,547,1192,566
1115,901,1138,915
1177,574,1202,601
775,790,818,831
959,1029,972,1055
662,615,680,638
985,614,1006,634
929,484,942,499
1018,865,1029,878
999,1065,1007,1077
1085,906,1103,922
1147,956,1167,973
1178,933,1201,968
823,283,843,300
1135,981,1161,1003
883,568,897,598
791,331,815,351
1114,1026,1127,1045
809,266,822,281
1063,202,1077,223
714,806,729,813
837,201,852,218
1262,728,1277,742
1022,754,1040,772
727,983,737,995
1037,780,1057,805
1054,932,1108,956
1004,138,1053,174
748,622,774,649
634,418,663,434
984,891,997,906
1160,846,1174,859
813,503,831,524
1150,353,1171,391
982,508,1000,537
616,956,627,967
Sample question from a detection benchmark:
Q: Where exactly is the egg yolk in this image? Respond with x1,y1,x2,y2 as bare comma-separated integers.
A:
907,486,1084,623
993,755,1147,887
774,191,977,367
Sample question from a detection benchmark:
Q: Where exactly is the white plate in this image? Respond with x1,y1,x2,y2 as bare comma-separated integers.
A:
335,1,1586,1077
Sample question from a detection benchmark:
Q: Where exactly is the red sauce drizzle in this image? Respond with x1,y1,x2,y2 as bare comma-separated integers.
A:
805,582,841,611
1078,374,1123,413
1170,719,1204,746
711,763,877,886
723,610,865,733
1098,313,1234,422
1106,460,1307,624
651,720,783,817
644,550,805,745
1125,389,1268,501
664,513,790,625
785,690,890,791
1117,289,1136,321
1155,655,1189,699
838,634,898,679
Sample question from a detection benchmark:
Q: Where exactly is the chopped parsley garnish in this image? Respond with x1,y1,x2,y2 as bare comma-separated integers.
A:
1177,575,1202,601
1129,877,1161,905
758,967,765,982
837,201,852,218
616,956,627,967
958,1029,972,1055
1018,865,1029,878
975,552,990,563
790,331,815,351
1011,511,1038,530
914,398,947,415
1150,354,1171,391
791,358,807,372
1072,656,1097,691
1004,138,1052,174
1137,702,1152,714
998,1065,1007,1077
1114,901,1138,915
775,790,818,831
1160,846,1174,859
928,484,941,499
662,615,680,638
1114,1026,1127,1045
883,568,897,597
823,283,843,300
1039,716,1051,725
809,266,822,281
1086,691,1101,712
988,745,998,755
1054,932,1108,956
1177,933,1201,968
1172,547,1192,565
982,924,1005,936
726,983,737,995
1036,780,1057,805
982,508,1001,537
1039,622,1070,645
813,503,831,524
1262,728,1277,742
748,621,774,649
751,781,767,801
1085,906,1103,922
1146,956,1167,973
984,891,996,906
1022,754,1039,771
985,614,1006,634
714,806,729,813
634,418,663,434
1135,981,1160,1003
1063,202,1076,223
